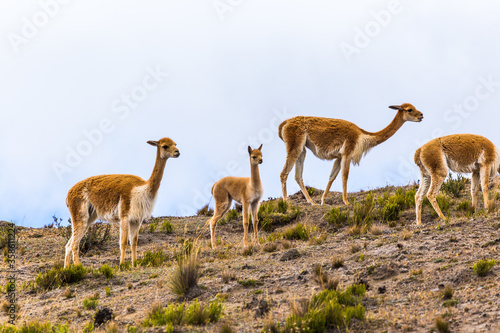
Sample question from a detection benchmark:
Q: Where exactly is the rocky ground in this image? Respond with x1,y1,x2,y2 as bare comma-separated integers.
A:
1,184,499,332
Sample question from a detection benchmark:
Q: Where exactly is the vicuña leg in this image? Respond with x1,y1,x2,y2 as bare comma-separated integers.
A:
480,165,491,211
242,203,250,245
66,206,96,267
119,218,129,264
415,172,431,226
341,158,352,205
280,134,307,201
250,201,260,241
64,234,73,268
209,196,231,249
295,148,316,205
129,220,141,266
471,171,480,210
426,174,447,220
321,158,341,205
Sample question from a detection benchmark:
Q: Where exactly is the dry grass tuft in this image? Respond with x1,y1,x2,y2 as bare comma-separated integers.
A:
168,250,199,298
350,244,361,253
263,242,278,253
221,269,236,284
331,256,344,268
435,317,450,333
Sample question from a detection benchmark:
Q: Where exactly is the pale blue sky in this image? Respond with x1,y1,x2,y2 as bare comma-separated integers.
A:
1,0,499,227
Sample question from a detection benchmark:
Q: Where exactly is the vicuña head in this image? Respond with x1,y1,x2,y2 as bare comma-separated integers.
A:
209,144,264,249
64,137,179,268
388,103,424,123
279,103,423,206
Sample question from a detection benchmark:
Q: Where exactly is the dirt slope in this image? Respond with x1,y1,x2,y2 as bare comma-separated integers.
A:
1,184,499,332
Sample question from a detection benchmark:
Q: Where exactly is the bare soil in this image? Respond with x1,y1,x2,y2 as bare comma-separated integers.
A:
1,185,500,332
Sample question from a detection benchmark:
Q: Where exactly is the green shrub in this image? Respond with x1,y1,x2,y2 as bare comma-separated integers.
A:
258,199,300,232
282,222,309,241
306,186,317,197
159,218,175,233
0,321,70,333
98,264,114,279
472,259,495,277
379,201,401,222
426,195,451,217
351,193,375,228
0,224,10,250
323,207,349,227
379,188,416,222
441,173,467,198
35,263,88,291
83,293,99,310
284,285,365,332
119,261,132,271
457,200,474,214
143,299,223,327
149,219,158,232
185,299,224,325
138,248,168,267
219,208,240,225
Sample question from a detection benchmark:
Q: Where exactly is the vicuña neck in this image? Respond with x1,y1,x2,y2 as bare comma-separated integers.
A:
250,163,261,187
365,111,405,146
147,150,167,196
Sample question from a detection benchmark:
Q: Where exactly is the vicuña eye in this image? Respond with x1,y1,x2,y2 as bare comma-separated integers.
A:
162,145,169,150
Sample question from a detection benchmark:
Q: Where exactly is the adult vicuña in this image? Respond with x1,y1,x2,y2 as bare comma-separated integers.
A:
209,145,263,249
279,104,423,205
414,134,500,226
64,138,180,268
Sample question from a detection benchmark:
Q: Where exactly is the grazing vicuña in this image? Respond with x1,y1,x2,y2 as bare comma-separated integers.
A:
414,134,499,226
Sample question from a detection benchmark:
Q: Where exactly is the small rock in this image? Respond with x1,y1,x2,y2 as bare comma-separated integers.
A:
378,285,386,294
280,249,300,262
94,307,113,327
222,283,238,293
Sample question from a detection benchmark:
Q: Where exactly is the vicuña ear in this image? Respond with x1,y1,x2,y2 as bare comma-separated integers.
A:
258,144,263,151
147,140,159,147
388,105,401,110
248,146,252,155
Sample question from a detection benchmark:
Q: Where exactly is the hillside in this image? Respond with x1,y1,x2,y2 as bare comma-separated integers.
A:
1,181,499,332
